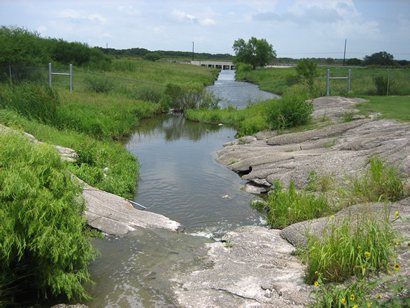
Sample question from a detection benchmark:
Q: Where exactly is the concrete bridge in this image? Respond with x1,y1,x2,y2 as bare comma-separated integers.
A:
191,60,235,70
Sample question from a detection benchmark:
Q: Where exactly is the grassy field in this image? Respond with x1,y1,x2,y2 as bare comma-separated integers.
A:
358,96,410,122
237,66,410,97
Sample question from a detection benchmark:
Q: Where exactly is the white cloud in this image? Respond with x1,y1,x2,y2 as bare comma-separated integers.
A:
58,8,106,24
200,18,216,26
171,9,216,26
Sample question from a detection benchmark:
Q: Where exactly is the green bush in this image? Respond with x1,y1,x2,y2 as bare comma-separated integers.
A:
303,213,396,284
0,82,59,123
373,75,397,95
0,132,96,302
267,93,313,130
84,75,115,93
237,115,268,136
134,84,163,103
253,180,331,229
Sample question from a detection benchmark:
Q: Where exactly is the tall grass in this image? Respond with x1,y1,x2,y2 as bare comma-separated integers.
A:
0,109,138,199
349,157,404,204
0,132,96,302
236,66,410,97
303,213,397,285
252,180,331,229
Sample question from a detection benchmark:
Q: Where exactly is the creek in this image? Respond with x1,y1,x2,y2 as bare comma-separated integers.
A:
88,70,277,307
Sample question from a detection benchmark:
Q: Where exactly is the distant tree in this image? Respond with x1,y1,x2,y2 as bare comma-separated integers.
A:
296,59,318,90
233,37,276,69
346,58,363,66
143,52,161,61
363,51,394,66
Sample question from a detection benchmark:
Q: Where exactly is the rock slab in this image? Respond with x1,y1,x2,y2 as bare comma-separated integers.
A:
172,226,312,307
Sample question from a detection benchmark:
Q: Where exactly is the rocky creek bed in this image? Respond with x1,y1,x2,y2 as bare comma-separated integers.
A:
172,96,410,307
2,96,409,307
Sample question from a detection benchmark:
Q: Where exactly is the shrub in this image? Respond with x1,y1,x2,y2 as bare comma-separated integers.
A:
134,84,163,103
373,75,397,95
84,75,114,93
267,93,313,130
0,133,96,302
303,213,396,284
350,157,404,203
0,82,59,123
237,115,268,136
253,180,331,229
296,59,318,90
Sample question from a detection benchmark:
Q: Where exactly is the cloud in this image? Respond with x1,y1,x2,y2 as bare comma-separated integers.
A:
58,8,106,24
171,9,216,26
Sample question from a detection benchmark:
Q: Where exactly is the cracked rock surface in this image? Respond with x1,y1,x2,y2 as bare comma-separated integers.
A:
172,226,312,307
217,97,410,190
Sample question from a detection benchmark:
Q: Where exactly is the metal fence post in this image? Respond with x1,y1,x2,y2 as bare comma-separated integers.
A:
326,69,330,96
48,62,52,87
69,64,73,93
348,69,352,93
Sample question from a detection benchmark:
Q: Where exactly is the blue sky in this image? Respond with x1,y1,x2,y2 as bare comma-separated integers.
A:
1,0,409,59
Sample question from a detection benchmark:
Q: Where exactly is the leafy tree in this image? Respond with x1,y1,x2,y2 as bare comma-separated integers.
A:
233,37,276,69
295,59,318,90
363,51,394,66
346,58,363,66
143,52,161,61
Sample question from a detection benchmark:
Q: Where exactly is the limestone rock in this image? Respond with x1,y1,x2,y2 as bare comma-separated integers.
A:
172,226,312,307
82,182,182,235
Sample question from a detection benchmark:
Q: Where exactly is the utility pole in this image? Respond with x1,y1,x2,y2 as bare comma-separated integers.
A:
343,39,347,66
192,41,195,61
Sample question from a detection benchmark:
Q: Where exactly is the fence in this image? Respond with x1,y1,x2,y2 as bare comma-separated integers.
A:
48,63,73,93
326,68,351,96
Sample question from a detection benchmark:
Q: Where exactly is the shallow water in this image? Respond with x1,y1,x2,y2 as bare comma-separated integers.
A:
206,70,279,109
88,71,276,306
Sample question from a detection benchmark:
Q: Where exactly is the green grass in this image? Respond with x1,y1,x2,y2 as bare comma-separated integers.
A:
0,57,217,199
236,66,410,97
252,180,331,229
357,96,410,121
0,132,96,302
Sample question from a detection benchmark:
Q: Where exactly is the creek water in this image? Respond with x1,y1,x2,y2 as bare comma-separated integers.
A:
88,70,276,307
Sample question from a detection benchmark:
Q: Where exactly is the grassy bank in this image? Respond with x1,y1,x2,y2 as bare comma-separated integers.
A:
358,96,410,122
236,66,410,97
0,58,217,199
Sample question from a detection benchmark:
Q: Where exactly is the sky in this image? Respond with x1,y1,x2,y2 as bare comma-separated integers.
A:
1,0,409,60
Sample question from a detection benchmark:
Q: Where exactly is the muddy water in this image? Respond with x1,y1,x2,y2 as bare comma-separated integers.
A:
88,71,276,307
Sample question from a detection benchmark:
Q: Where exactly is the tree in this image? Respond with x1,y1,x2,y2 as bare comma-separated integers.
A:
296,59,318,90
363,51,394,66
233,37,276,69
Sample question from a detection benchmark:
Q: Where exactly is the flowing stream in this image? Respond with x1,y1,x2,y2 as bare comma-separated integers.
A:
88,70,277,307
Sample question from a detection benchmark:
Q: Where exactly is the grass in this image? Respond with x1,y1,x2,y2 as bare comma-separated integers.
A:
357,96,410,122
0,57,217,199
303,213,397,285
0,132,96,302
252,180,331,229
236,66,410,97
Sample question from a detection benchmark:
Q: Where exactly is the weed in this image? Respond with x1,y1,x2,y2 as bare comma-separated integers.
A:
349,157,404,204
254,180,331,229
302,212,397,285
84,75,115,93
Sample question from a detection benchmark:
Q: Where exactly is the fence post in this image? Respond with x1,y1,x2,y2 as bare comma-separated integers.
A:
69,64,73,93
326,68,330,96
48,62,52,87
386,70,390,96
348,69,352,93
8,64,12,85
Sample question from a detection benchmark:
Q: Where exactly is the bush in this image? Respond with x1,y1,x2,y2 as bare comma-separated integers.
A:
303,213,396,284
0,82,59,123
253,180,331,229
0,133,96,302
296,59,318,90
267,93,313,130
163,83,219,111
134,84,163,103
373,75,397,95
84,75,115,93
